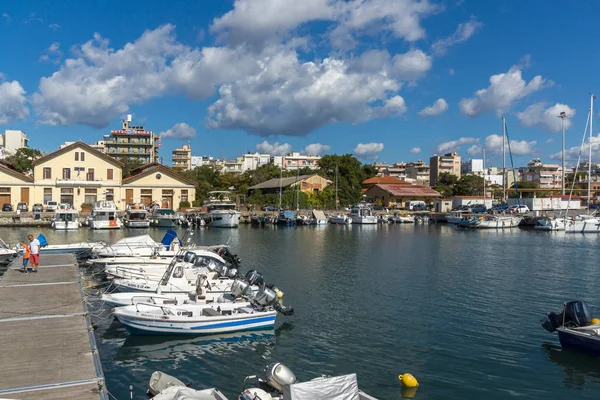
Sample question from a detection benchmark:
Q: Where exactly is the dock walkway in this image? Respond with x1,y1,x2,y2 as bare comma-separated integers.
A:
0,254,107,399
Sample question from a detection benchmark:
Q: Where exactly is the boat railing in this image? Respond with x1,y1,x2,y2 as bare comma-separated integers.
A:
134,302,172,315
130,295,178,306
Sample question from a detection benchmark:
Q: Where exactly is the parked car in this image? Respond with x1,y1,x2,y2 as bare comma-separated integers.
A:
45,201,58,212
412,204,428,211
16,202,28,212
510,205,530,214
2,203,13,212
32,204,44,212
470,204,487,213
261,205,279,212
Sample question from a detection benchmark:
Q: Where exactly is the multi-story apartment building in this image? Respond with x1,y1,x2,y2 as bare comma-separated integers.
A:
241,152,271,172
522,158,561,189
282,152,321,170
461,159,484,176
405,161,430,185
221,158,244,174
103,115,160,164
429,152,461,186
172,144,192,171
0,130,29,156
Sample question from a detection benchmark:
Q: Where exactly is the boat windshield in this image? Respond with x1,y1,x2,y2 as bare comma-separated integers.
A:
207,204,236,211
57,213,75,221
156,209,175,215
194,256,225,269
183,251,197,264
128,211,147,220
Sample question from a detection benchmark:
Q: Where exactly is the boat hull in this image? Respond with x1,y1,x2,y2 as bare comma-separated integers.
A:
351,216,377,224
52,221,81,230
557,328,600,356
124,220,151,228
115,310,276,336
565,218,600,233
208,212,241,228
90,220,122,229
150,218,178,228
475,216,521,229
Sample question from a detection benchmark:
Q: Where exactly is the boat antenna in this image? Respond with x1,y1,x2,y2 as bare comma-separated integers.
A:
504,119,520,206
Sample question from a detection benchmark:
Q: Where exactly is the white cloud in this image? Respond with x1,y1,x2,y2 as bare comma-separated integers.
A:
2,13,10,21
418,98,448,117
256,140,292,156
449,68,455,76
516,102,575,132
431,16,483,55
390,49,432,81
160,122,196,139
304,143,331,155
409,147,421,154
546,138,554,144
0,80,29,124
206,47,403,136
436,137,479,153
49,23,60,31
212,0,441,50
551,135,600,162
39,42,63,63
459,59,551,117
354,142,384,160
468,134,537,157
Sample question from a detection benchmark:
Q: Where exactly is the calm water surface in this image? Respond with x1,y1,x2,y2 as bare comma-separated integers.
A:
3,225,600,399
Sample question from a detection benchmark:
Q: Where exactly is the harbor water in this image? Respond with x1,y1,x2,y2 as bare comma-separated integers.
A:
2,225,600,399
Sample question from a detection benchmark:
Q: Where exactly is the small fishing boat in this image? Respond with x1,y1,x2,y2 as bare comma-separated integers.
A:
349,204,377,224
114,287,281,335
51,208,81,230
475,214,521,229
446,210,469,224
124,204,150,228
93,230,181,258
534,217,567,231
306,210,328,225
150,207,178,228
329,214,352,224
542,300,600,355
89,201,122,230
276,211,296,226
148,371,227,399
0,239,17,262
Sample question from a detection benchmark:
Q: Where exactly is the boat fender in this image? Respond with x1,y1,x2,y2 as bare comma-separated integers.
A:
591,318,600,325
398,373,419,388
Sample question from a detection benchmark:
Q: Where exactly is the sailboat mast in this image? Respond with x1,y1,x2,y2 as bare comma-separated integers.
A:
335,165,339,212
279,164,283,210
295,166,300,211
502,116,506,203
589,94,595,210
483,147,486,205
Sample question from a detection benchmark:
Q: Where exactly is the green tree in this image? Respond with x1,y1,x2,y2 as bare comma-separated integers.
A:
509,181,537,198
121,158,144,178
6,148,42,174
317,154,369,206
243,163,281,186
453,175,485,196
433,172,458,197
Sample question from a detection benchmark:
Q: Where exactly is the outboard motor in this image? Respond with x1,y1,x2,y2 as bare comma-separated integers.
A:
214,265,230,278
230,279,250,297
264,363,297,391
542,300,592,332
245,270,264,286
253,286,277,306
227,268,238,278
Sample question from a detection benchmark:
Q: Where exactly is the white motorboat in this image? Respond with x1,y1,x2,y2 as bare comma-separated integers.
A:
535,217,567,231
148,371,228,400
306,210,328,225
446,210,469,224
475,214,522,229
89,255,173,267
51,208,81,230
89,200,122,230
565,215,600,233
0,244,17,262
205,191,241,228
124,204,150,228
149,207,178,228
391,214,415,224
329,214,352,224
93,230,181,258
349,204,377,224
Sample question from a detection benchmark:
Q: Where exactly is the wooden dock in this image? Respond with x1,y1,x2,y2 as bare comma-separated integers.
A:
0,254,107,399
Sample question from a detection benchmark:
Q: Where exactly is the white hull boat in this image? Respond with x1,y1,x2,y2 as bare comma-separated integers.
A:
52,209,81,230
93,233,180,258
209,211,241,228
535,217,567,231
40,242,105,256
114,302,277,336
446,211,469,224
89,201,122,230
475,215,522,229
90,256,174,267
0,247,17,262
565,216,600,233
124,206,151,228
329,215,352,224
205,191,241,228
102,290,247,308
349,204,377,224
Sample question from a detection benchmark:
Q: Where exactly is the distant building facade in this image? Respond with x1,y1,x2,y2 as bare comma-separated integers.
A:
172,144,192,171
248,175,332,195
522,158,561,189
282,152,321,170
103,115,160,164
429,152,461,186
405,161,430,185
0,130,29,156
461,159,484,176
241,152,271,172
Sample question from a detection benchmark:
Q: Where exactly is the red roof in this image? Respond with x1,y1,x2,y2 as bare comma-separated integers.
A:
362,176,409,185
374,184,441,197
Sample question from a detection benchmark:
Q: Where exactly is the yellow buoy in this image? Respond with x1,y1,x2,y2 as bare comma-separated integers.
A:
398,373,419,388
591,318,600,325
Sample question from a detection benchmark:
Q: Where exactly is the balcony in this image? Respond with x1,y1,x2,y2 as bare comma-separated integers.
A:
106,149,151,155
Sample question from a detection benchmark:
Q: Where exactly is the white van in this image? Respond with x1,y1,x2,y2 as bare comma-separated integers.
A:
46,201,58,212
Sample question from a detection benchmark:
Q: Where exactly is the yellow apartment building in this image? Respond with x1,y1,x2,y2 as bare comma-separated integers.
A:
172,144,192,171
32,142,124,209
0,160,34,206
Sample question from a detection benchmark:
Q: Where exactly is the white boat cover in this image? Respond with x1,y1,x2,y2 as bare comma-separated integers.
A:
283,374,360,400
113,235,158,246
153,386,226,400
312,210,327,220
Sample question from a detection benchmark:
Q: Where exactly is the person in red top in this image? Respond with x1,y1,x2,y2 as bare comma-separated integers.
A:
20,241,31,273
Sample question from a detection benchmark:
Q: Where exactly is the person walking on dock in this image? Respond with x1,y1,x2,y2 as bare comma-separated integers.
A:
20,241,31,273
28,234,40,273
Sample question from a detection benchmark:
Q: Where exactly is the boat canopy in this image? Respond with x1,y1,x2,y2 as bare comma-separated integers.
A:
283,374,360,400
280,211,295,219
312,210,326,220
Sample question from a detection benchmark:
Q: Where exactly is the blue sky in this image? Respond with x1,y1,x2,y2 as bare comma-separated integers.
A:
0,0,598,168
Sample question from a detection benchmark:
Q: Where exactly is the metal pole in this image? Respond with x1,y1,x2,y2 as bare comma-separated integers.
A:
483,147,486,203
279,164,282,210
502,116,506,203
558,112,567,196
589,94,595,210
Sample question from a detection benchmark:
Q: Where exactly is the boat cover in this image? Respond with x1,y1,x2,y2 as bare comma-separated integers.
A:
152,386,225,400
161,229,182,246
114,235,157,246
283,374,360,400
312,210,327,220
37,233,48,247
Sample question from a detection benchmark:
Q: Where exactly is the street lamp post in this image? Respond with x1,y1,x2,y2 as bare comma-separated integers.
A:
558,111,568,196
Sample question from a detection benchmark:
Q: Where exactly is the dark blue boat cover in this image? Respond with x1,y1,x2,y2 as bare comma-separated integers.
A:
161,229,181,247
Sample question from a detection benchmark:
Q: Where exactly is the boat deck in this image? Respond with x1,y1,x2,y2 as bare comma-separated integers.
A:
0,254,107,399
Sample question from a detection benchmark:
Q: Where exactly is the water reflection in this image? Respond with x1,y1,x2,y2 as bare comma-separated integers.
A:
541,343,600,389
